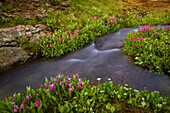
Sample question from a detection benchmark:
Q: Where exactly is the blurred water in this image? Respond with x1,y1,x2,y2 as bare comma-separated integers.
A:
0,25,170,100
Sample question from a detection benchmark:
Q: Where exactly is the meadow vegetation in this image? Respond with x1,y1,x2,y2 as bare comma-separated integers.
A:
0,0,170,112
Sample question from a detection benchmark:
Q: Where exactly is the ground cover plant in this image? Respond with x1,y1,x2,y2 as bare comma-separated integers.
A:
0,74,169,113
124,26,170,74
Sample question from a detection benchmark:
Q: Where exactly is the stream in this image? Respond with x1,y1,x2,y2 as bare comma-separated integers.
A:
0,25,169,100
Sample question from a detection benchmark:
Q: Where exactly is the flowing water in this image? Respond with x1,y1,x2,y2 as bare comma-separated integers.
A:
0,25,170,99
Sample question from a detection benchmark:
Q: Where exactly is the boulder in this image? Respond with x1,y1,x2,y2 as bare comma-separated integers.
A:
0,47,31,70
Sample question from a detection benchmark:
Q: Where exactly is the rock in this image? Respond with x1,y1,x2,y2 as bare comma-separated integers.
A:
0,47,31,70
60,1,70,7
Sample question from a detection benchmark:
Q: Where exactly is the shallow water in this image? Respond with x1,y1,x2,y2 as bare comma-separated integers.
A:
0,25,170,99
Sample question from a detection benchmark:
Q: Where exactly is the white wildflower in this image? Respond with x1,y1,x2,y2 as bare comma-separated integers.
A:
157,103,162,108
84,92,88,95
124,93,127,96
100,90,105,93
108,78,111,81
97,78,101,81
142,102,146,107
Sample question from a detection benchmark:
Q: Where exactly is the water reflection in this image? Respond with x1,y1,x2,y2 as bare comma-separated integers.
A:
0,25,169,100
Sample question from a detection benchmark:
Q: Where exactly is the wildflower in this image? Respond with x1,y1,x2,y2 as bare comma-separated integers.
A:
162,102,166,105
62,37,65,39
20,104,25,110
154,26,156,29
33,101,41,107
9,101,14,105
50,40,52,43
75,105,77,107
136,43,138,46
125,84,128,86
84,92,88,95
26,96,29,100
68,88,74,93
74,30,76,34
107,22,109,24
142,97,145,101
37,93,39,96
109,17,113,20
14,108,17,112
47,45,49,47
160,97,163,100
110,81,113,83
67,35,69,39
27,100,30,104
66,31,68,33
139,36,143,41
67,77,71,80
155,32,160,35
132,33,136,36
66,80,70,85
142,102,146,107
41,84,43,87
113,16,115,20
59,81,64,86
157,103,162,108
97,78,101,81
76,84,83,89
77,29,79,33
68,83,72,86
139,46,141,48
69,30,71,34
13,94,16,99
45,34,47,37
94,16,97,20
124,87,128,90
110,20,113,23
29,94,31,98
134,89,138,92
101,21,103,24
48,34,52,37
142,29,144,32
132,40,136,42
108,78,111,81
90,99,92,102
75,74,80,78
132,37,135,39
124,93,127,95
118,18,120,20
100,90,105,93
56,75,61,79
14,105,17,108
90,108,93,111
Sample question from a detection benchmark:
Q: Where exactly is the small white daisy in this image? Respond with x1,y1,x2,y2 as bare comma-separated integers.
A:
142,102,146,107
157,103,162,108
97,78,101,81
108,78,111,81
100,90,105,93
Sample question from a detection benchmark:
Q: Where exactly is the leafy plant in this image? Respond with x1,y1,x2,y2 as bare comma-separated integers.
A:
0,74,169,112
124,26,170,74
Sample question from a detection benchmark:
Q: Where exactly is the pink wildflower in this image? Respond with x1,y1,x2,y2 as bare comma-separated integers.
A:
67,35,69,39
77,29,79,33
132,40,136,42
68,83,72,86
132,33,136,36
33,101,41,107
75,74,79,78
59,81,64,86
14,108,17,112
110,20,113,23
69,30,71,34
13,94,16,99
107,22,109,24
68,88,74,93
41,84,43,87
50,44,52,48
62,37,65,39
94,16,97,20
101,21,103,24
66,31,68,33
133,37,135,39
136,43,138,46
139,46,141,48
20,104,24,110
47,45,49,47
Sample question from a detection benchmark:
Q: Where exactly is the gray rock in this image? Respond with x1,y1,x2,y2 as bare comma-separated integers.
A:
0,47,31,70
